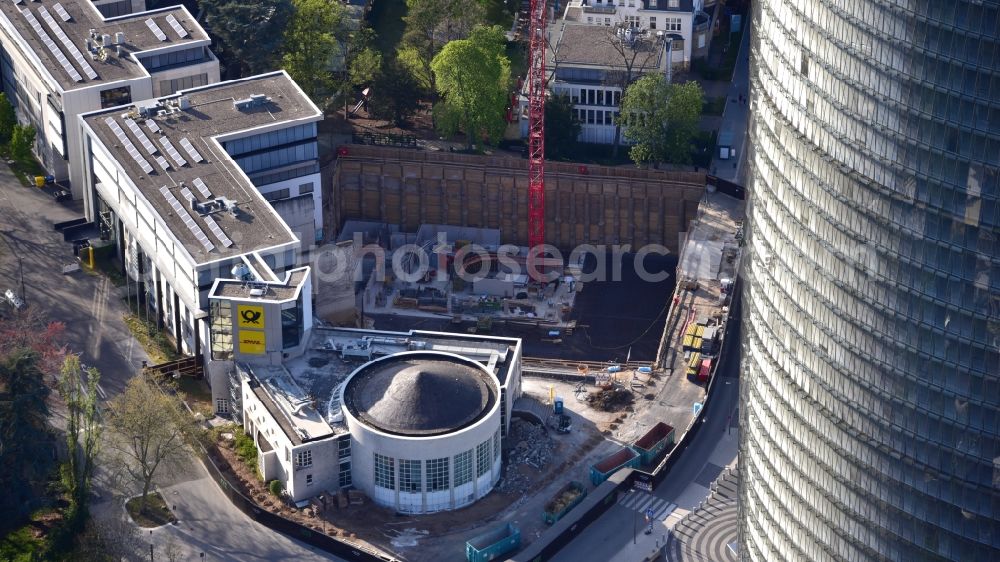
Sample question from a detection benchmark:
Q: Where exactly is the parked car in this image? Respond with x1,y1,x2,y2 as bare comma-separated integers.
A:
4,288,25,311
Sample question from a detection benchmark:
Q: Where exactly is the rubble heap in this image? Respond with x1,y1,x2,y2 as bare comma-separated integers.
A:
496,419,553,494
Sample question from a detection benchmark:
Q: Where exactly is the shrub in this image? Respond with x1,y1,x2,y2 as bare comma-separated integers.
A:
234,431,258,466
267,480,284,497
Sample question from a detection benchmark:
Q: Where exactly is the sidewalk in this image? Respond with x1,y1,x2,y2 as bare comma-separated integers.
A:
709,24,752,186
607,428,739,562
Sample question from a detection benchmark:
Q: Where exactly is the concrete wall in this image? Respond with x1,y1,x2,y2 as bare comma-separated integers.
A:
331,146,704,253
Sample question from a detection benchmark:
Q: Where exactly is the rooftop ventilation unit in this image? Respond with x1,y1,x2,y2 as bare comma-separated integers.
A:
233,94,271,111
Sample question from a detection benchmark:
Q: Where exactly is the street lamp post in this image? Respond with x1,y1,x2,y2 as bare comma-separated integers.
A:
631,490,637,544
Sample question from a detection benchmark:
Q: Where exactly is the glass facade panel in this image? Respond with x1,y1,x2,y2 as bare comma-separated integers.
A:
741,2,999,561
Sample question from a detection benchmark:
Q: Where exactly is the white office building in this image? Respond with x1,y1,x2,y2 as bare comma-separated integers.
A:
78,71,323,382
234,328,523,506
0,0,220,199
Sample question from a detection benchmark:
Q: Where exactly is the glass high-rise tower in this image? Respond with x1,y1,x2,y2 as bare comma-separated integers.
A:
740,1,999,561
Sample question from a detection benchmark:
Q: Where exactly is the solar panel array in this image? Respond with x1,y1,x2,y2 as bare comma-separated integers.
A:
145,119,160,134
145,18,167,41
125,119,158,155
21,9,81,82
202,215,233,247
159,186,215,252
154,155,171,171
179,137,203,163
165,14,188,38
105,117,153,174
159,137,187,167
38,6,97,80
192,177,212,199
52,3,71,21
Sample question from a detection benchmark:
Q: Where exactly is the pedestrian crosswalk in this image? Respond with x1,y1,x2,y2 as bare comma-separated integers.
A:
617,491,677,521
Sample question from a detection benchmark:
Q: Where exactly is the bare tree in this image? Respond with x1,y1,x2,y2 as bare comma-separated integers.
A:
596,21,666,156
73,515,145,562
104,375,191,515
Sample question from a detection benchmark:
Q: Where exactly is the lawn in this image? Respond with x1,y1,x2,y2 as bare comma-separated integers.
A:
122,306,179,365
125,493,176,528
174,376,214,418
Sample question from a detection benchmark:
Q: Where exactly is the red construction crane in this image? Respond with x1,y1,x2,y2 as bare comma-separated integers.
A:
527,0,547,263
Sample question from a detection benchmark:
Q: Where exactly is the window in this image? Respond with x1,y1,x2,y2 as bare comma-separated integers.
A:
215,399,229,415
306,474,313,486
426,458,449,492
587,16,593,23
494,429,501,461
339,460,352,487
399,459,422,493
650,17,657,30
158,73,208,96
476,440,491,477
210,299,233,360
673,39,684,51
374,453,394,489
625,15,641,28
668,0,678,7
597,90,604,105
281,298,303,349
338,437,351,459
666,17,682,31
285,447,290,462
100,86,131,109
605,17,611,26
263,188,291,201
295,449,312,470
650,0,658,7
299,182,314,195
454,450,473,486
800,52,810,77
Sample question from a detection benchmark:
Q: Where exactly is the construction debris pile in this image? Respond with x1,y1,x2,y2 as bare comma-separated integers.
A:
587,388,635,412
496,420,553,494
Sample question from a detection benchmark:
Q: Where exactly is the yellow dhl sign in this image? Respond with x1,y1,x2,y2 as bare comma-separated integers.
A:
238,331,266,355
237,304,265,328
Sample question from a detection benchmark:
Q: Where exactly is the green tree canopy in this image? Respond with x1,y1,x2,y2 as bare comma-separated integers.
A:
0,350,54,533
201,0,293,78
619,76,703,166
9,124,35,163
544,95,581,160
401,0,485,94
282,0,344,101
431,25,510,149
0,92,15,144
369,58,424,126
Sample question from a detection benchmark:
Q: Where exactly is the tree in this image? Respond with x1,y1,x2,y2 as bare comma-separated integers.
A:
431,25,510,149
369,59,425,127
58,356,101,517
345,46,382,119
9,124,35,162
282,0,344,101
592,22,665,157
0,350,55,533
104,376,191,515
0,92,15,144
619,76,704,166
544,95,581,160
396,45,433,93
401,0,485,94
201,0,294,78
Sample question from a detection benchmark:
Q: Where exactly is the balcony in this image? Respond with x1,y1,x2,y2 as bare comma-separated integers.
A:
582,2,616,15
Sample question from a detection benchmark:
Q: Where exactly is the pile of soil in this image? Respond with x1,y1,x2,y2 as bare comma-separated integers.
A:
587,388,634,412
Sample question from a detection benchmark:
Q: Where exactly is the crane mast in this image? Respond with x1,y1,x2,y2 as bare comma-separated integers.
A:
527,0,547,260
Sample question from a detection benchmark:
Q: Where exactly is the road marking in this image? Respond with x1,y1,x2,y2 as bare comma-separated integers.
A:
620,493,641,509
648,497,667,514
96,384,108,399
635,495,656,513
654,502,677,520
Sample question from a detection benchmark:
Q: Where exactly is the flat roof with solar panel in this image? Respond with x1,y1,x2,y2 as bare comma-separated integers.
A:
82,72,322,264
0,0,210,89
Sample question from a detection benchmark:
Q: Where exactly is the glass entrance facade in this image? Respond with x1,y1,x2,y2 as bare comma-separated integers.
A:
741,1,999,561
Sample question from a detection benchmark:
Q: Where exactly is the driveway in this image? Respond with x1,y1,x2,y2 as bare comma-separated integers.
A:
0,165,147,395
0,166,343,560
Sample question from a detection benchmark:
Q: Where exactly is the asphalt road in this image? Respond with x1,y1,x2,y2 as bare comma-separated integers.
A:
0,168,344,560
550,303,742,562
0,166,147,396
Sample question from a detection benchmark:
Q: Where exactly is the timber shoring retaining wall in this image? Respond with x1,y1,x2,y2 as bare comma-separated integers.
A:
331,146,705,253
